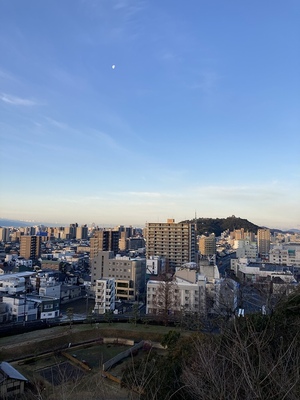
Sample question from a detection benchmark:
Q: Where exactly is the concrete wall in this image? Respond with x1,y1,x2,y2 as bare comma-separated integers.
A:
102,341,144,371
103,338,134,346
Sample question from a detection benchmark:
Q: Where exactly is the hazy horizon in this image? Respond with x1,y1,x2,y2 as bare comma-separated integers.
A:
1,1,299,231
0,216,299,232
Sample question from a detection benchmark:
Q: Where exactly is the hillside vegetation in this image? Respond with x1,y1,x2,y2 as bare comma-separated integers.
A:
181,216,260,236
122,287,300,400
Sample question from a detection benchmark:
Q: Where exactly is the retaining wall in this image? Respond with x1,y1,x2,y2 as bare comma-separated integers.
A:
102,340,144,371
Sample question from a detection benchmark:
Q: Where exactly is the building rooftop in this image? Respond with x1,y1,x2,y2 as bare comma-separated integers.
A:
0,362,28,381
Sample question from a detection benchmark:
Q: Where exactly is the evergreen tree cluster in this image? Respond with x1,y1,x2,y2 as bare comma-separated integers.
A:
181,216,261,236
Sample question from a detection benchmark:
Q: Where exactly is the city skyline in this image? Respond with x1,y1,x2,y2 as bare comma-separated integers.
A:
0,1,299,230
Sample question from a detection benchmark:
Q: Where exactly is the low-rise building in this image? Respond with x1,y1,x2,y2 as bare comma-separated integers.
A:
0,362,28,398
94,278,115,314
60,285,82,303
3,295,38,322
146,256,166,276
0,272,36,295
146,270,206,316
269,244,300,266
234,239,258,259
92,251,146,301
26,294,60,320
234,258,298,284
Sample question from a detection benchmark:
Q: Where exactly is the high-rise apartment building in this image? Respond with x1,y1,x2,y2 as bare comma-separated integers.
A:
69,223,78,240
233,228,245,240
257,228,271,258
76,225,88,240
0,227,10,242
90,229,120,260
199,233,216,256
19,235,41,262
145,219,197,271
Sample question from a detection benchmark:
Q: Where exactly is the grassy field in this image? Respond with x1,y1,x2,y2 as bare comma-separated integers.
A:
2,323,173,400
0,307,185,399
0,322,181,361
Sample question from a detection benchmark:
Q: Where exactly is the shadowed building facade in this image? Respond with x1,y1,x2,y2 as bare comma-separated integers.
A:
19,235,41,262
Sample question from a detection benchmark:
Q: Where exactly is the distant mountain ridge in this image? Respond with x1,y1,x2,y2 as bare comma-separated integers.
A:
0,218,33,227
0,218,62,228
181,216,299,236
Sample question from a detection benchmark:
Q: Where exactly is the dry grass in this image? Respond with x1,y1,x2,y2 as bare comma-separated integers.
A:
0,322,179,361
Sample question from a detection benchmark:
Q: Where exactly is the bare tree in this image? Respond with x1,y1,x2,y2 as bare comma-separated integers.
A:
20,361,127,400
182,313,300,400
66,307,74,330
153,275,179,326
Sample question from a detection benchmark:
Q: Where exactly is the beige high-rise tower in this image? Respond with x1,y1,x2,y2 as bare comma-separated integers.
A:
146,219,197,271
19,235,41,261
90,229,120,260
257,228,271,258
199,233,216,256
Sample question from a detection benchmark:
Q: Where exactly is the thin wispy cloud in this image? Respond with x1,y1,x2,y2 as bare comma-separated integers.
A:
49,68,88,90
189,71,220,94
79,0,147,42
0,93,37,106
90,129,128,153
113,0,146,16
116,191,162,198
193,183,285,201
45,117,70,130
0,69,18,82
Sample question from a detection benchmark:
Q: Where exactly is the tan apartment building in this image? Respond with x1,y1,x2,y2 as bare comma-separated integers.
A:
19,235,41,262
145,219,197,271
199,233,216,256
90,229,120,260
257,228,271,258
92,251,146,301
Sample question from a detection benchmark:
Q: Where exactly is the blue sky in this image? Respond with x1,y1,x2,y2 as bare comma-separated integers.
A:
0,0,299,229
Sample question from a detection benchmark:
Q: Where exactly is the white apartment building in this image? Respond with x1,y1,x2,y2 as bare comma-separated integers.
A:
94,278,115,314
3,295,60,321
146,256,166,275
269,245,300,266
3,296,38,322
0,272,35,294
234,239,258,259
146,269,206,316
0,276,25,295
30,273,61,298
234,258,297,284
14,258,33,268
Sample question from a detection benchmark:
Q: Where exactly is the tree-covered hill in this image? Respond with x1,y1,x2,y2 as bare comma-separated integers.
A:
181,216,261,236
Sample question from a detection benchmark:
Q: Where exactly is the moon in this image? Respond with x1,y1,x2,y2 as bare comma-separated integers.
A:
112,64,116,69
